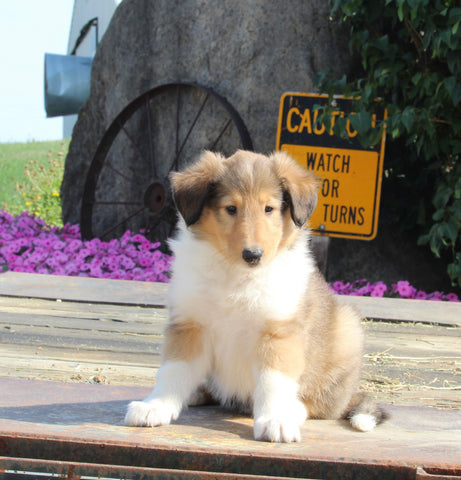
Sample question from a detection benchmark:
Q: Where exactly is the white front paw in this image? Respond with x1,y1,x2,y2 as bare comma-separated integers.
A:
254,415,302,443
254,399,307,443
124,399,179,427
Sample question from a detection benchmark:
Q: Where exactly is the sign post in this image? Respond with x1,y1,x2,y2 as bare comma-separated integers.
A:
276,93,387,241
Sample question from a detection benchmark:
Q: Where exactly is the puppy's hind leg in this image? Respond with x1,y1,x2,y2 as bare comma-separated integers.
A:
125,320,209,427
188,383,218,407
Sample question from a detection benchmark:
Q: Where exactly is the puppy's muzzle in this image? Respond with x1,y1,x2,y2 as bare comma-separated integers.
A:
242,248,263,266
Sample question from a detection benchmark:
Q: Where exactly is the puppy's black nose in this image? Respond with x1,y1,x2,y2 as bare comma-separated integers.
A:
242,248,263,265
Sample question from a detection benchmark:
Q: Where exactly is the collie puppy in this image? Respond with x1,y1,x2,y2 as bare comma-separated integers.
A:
125,150,385,442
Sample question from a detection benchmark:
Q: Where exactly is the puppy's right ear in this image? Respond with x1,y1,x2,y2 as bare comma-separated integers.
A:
270,151,319,227
169,151,225,226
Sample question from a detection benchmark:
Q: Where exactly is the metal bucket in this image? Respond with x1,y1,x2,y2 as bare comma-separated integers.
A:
44,53,93,117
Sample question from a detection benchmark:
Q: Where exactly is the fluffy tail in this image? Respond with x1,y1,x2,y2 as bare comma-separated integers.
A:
346,393,388,432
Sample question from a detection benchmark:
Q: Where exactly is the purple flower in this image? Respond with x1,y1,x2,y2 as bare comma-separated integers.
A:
64,262,79,275
138,255,153,267
39,238,55,248
332,281,344,292
45,257,59,268
370,281,387,297
331,281,351,295
90,265,103,277
445,293,460,302
393,280,416,299
4,253,16,263
120,256,135,270
67,239,82,251
55,252,69,263
355,284,371,296
131,234,146,243
86,238,102,249
428,291,443,301
52,240,66,250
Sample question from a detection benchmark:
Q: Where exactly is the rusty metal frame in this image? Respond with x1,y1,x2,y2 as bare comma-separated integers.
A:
1,436,460,480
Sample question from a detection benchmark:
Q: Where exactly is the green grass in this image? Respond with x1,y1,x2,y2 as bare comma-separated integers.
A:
0,140,70,213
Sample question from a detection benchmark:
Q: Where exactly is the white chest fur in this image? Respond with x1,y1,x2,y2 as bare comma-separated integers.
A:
167,225,314,402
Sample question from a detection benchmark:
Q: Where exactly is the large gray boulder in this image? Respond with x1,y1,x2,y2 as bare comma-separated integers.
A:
61,0,352,230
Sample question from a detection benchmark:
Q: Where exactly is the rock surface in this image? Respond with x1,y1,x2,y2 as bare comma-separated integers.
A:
61,0,352,226
60,0,456,293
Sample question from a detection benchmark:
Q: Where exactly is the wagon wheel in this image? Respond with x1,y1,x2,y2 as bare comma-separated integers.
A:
80,82,253,245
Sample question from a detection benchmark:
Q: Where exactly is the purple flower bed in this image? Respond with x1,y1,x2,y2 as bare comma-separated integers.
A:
0,211,171,282
0,211,459,301
331,279,459,302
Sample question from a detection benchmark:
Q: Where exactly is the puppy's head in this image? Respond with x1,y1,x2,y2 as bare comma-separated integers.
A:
170,150,318,267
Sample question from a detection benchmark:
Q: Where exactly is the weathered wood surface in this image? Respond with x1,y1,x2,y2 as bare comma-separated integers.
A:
336,294,461,326
0,271,169,306
1,271,459,325
0,271,459,410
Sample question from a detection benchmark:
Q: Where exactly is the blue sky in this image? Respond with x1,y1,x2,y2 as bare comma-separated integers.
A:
0,0,74,143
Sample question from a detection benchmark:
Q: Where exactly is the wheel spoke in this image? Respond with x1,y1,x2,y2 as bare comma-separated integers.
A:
168,92,210,172
117,120,145,162
91,201,142,206
97,205,145,239
210,118,232,151
168,220,177,238
145,97,157,179
105,162,132,182
175,84,180,158
146,215,162,233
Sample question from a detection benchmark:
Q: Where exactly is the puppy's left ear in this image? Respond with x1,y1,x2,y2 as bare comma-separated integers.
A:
271,151,319,227
170,151,225,226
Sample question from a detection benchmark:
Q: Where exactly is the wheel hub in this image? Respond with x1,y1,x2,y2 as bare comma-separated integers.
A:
143,181,167,214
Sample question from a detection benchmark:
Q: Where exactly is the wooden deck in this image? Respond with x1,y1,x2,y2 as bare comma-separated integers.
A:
0,271,459,410
0,271,460,479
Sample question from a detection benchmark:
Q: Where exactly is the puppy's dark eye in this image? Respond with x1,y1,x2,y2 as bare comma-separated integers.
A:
265,205,274,214
225,206,237,215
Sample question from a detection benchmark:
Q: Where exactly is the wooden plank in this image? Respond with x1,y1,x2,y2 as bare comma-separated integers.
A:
0,343,160,371
364,321,461,356
1,322,163,354
0,272,169,306
362,322,461,409
0,312,166,334
0,299,168,334
0,296,167,321
337,294,461,326
0,345,158,386
1,271,459,325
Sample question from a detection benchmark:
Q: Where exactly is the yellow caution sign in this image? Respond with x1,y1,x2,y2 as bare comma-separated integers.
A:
276,93,387,240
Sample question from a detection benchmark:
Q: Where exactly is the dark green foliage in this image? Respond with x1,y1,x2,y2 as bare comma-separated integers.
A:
316,0,461,287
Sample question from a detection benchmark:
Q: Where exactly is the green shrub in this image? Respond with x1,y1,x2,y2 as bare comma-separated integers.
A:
8,147,65,227
316,0,461,287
